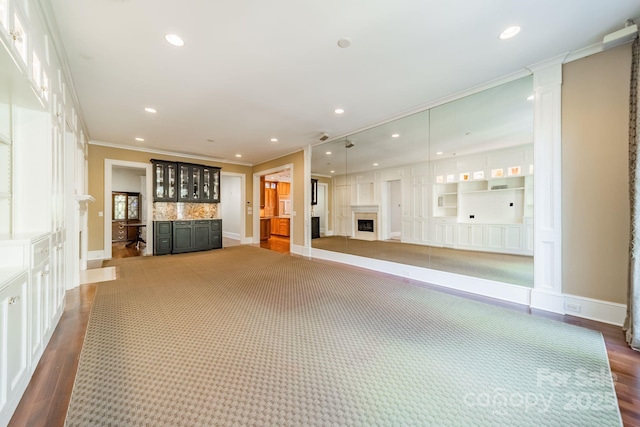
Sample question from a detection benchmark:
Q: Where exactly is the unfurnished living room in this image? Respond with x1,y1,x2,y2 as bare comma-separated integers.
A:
1,1,640,426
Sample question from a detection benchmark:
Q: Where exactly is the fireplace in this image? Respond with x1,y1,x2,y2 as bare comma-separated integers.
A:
351,205,378,241
358,219,374,232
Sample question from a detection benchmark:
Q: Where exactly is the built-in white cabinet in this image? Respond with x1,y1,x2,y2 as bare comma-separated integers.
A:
0,234,63,427
0,269,29,423
29,236,51,361
0,0,80,423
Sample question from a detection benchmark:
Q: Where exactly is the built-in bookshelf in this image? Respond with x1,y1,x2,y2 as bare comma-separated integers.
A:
433,183,458,217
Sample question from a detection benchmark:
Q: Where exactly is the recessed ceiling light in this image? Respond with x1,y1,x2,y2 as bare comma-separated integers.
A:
326,151,332,155
392,133,400,138
135,137,144,142
207,138,215,142
270,138,278,142
373,163,379,166
165,34,185,47
334,108,344,114
330,170,335,174
337,37,351,48
527,94,534,101
235,154,242,158
436,151,443,155
144,107,157,113
499,26,521,40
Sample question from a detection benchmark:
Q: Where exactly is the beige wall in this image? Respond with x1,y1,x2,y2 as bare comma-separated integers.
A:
253,151,305,247
88,145,253,251
562,43,631,304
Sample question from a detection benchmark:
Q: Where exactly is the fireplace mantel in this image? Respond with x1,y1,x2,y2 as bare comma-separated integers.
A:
351,205,379,213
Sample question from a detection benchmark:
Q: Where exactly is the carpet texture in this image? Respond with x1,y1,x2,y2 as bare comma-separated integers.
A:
312,236,534,287
66,246,620,426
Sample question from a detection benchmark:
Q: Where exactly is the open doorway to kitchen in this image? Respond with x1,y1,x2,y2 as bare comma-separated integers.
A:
256,166,292,254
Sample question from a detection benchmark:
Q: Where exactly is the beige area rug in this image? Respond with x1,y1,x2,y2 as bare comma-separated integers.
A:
312,236,534,287
67,246,620,426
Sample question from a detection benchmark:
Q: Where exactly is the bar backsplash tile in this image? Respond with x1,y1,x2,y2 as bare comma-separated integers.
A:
153,202,218,220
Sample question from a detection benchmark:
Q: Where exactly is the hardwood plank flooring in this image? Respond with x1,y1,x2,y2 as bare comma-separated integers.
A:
111,241,144,258
8,255,640,427
259,235,290,254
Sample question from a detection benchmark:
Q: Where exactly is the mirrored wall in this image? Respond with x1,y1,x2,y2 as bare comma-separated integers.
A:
311,75,534,287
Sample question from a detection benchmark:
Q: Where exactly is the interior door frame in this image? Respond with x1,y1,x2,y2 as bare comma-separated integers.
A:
104,159,153,259
252,164,294,245
220,171,247,243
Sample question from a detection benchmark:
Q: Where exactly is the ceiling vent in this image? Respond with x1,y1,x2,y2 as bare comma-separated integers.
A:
603,20,638,50
319,133,329,141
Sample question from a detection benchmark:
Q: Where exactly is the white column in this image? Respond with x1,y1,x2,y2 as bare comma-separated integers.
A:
530,58,565,313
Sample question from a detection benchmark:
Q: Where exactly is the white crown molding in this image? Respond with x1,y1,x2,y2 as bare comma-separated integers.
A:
563,42,604,64
89,140,252,166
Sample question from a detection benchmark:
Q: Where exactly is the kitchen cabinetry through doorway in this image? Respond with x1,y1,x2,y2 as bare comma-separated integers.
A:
257,167,292,254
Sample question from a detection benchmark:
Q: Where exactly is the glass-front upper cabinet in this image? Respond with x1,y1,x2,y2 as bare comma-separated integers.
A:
178,163,192,202
211,167,220,203
152,160,220,203
152,160,177,202
201,166,221,203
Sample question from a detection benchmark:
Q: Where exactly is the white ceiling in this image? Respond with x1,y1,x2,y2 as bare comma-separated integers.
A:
48,0,640,166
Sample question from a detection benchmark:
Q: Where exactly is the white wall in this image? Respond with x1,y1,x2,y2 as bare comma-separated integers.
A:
221,175,241,239
112,168,144,193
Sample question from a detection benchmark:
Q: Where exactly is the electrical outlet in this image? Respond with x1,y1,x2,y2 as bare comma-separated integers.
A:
565,302,581,313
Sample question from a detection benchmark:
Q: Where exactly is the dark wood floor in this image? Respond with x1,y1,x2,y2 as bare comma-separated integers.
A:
8,256,640,427
259,235,290,253
111,241,145,258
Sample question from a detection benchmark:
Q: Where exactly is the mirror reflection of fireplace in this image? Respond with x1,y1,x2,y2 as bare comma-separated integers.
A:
358,219,374,232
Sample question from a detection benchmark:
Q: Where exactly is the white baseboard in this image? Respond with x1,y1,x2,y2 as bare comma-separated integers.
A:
530,288,565,314
88,250,105,261
223,231,241,240
563,294,627,326
291,244,308,257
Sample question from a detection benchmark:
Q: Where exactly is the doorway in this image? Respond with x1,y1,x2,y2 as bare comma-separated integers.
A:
255,166,292,254
388,180,402,240
316,183,328,236
104,160,153,259
221,173,244,247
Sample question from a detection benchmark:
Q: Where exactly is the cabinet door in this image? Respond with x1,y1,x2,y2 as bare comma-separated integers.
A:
193,220,212,250
202,167,213,202
172,221,193,253
211,168,220,203
0,271,29,410
178,164,191,202
152,161,177,202
154,222,173,255
191,166,202,201
211,219,222,249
